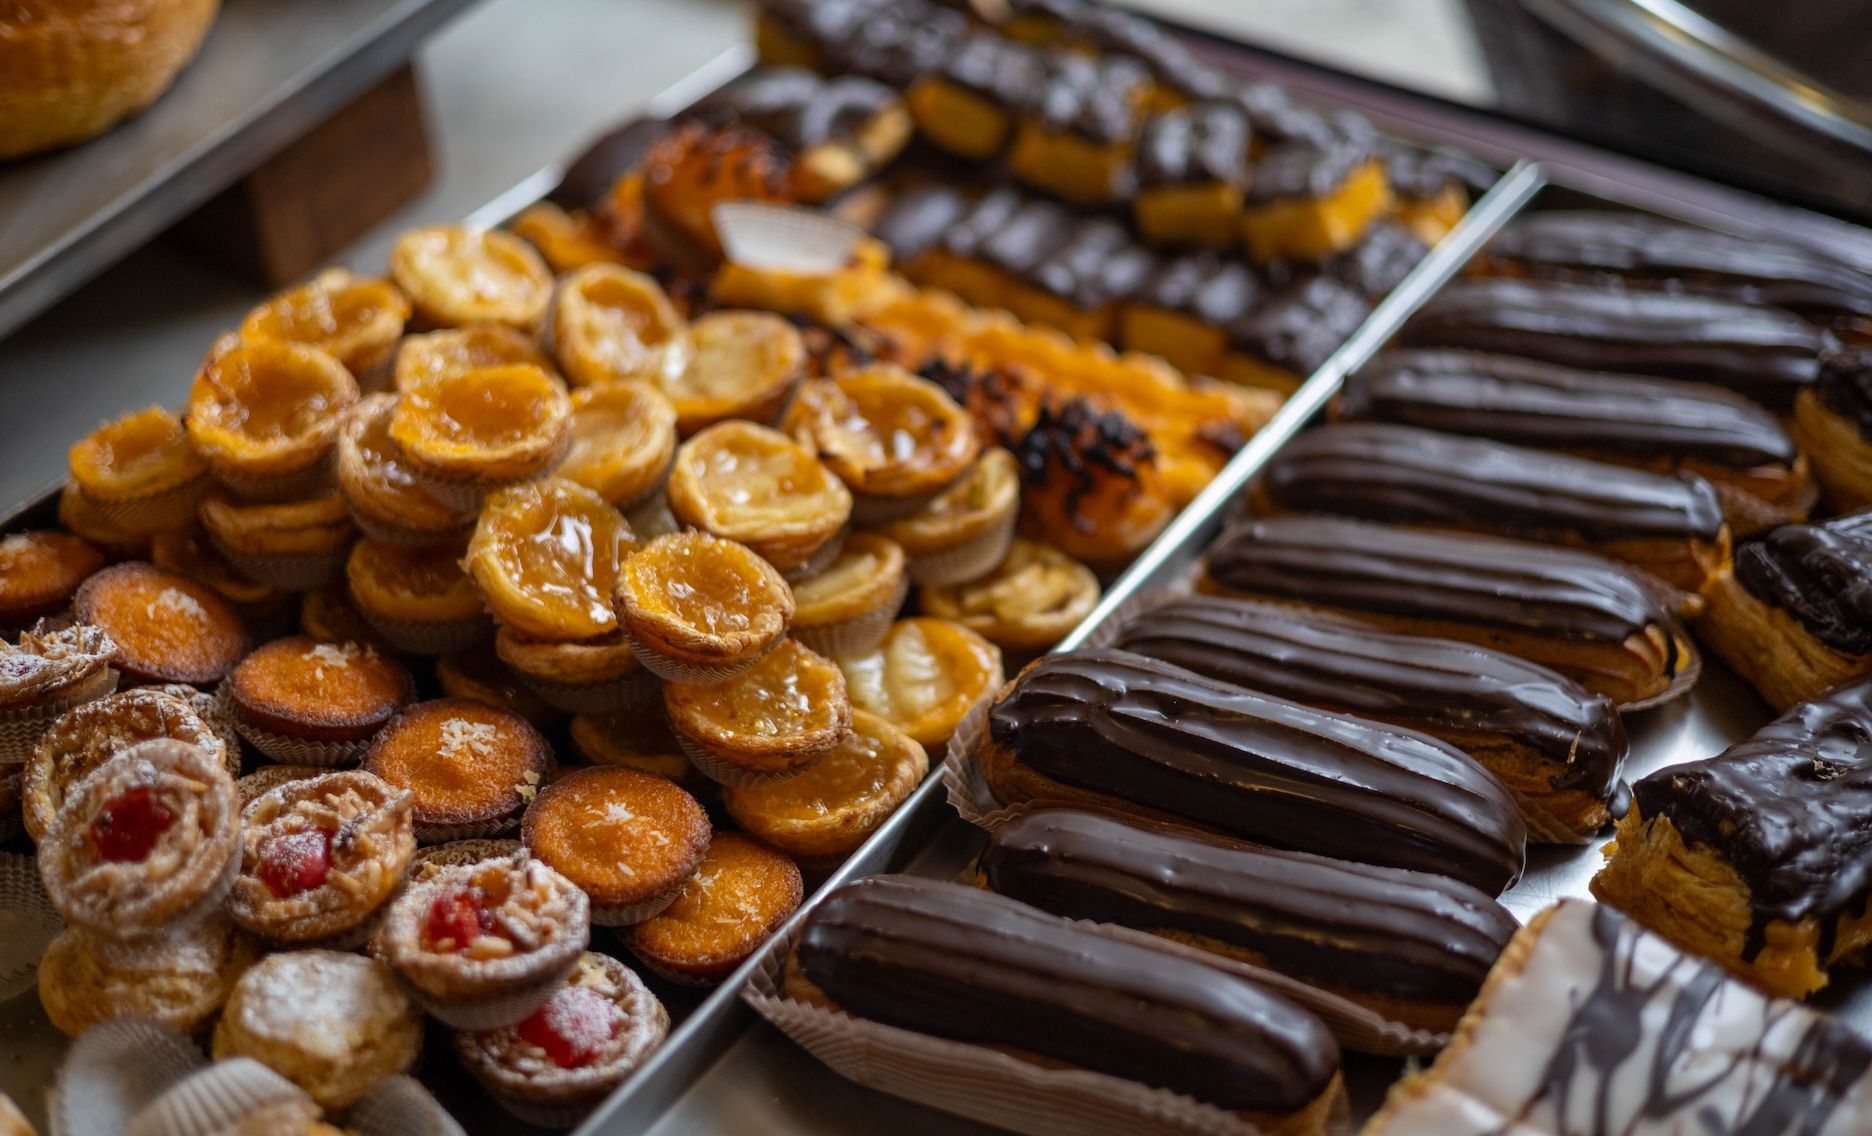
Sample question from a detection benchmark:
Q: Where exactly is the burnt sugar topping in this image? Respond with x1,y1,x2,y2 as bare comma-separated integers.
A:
1734,512,1872,655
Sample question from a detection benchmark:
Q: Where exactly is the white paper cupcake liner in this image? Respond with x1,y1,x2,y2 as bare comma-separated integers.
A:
217,686,373,767
849,484,947,528
349,1075,468,1136
209,456,336,504
619,623,780,686
362,610,493,657
77,478,210,538
588,881,685,927
49,1018,206,1136
902,509,1017,587
620,940,734,988
124,1057,314,1136
0,851,64,1003
0,668,119,764
1514,791,1597,846
520,666,661,716
214,540,350,592
346,505,474,551
415,813,523,846
712,202,863,274
791,572,909,659
1617,622,1703,713
675,729,828,789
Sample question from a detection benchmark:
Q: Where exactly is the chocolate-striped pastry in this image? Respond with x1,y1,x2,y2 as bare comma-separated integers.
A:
1698,511,1872,712
1366,899,1872,1135
1328,220,1427,299
1204,515,1695,706
980,648,1527,893
1133,101,1251,248
904,33,1044,159
1007,52,1149,206
1221,274,1370,393
1118,252,1263,379
1793,347,1872,511
696,68,911,202
1239,135,1390,263
1398,277,1835,411
1248,422,1732,595
901,187,1033,311
1112,594,1627,838
1480,210,1872,340
1338,350,1814,534
787,874,1345,1134
871,183,974,267
978,807,1518,1034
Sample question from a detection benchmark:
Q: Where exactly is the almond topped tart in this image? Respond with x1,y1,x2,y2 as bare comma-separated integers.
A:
664,638,852,787
67,406,209,536
0,529,105,627
73,562,249,686
788,531,908,658
229,769,415,947
920,538,1100,654
39,738,240,937
365,697,553,843
186,337,360,501
37,911,259,1037
615,531,794,684
876,446,1022,586
199,490,357,591
220,636,415,765
239,269,413,385
547,263,690,387
388,364,572,508
379,849,590,1028
465,478,634,642
559,382,680,512
667,420,852,578
622,832,802,985
0,622,118,763
838,617,1005,751
150,528,291,628
335,393,479,548
784,364,981,524
452,951,669,1128
662,310,807,436
522,765,710,925
346,539,491,656
567,711,701,789
435,644,561,730
389,224,554,331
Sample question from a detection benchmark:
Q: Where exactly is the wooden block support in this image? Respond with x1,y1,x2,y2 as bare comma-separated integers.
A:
178,62,432,285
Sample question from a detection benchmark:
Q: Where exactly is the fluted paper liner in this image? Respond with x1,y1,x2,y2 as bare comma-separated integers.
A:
415,813,522,846
363,610,492,657
713,202,863,275
347,506,474,551
902,509,1017,588
216,542,349,593
0,668,119,764
1618,624,1702,713
619,622,780,686
217,686,372,767
400,967,566,1031
779,528,848,584
791,571,908,659
50,1018,206,1136
124,1057,313,1136
675,727,831,789
588,880,685,927
209,456,335,504
521,666,660,716
234,764,330,807
0,851,63,1002
848,484,946,529
349,1075,467,1136
412,838,525,871
77,477,209,538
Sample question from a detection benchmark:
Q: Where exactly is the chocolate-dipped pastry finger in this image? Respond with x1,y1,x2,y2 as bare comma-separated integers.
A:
1118,252,1262,379
787,874,1346,1135
696,68,912,202
1220,274,1370,394
978,808,1518,1035
1698,511,1872,712
1133,100,1251,249
1793,347,1872,511
1338,350,1814,535
1366,899,1872,1135
1248,423,1732,596
1592,678,1872,998
1239,135,1391,263
1007,53,1149,206
1112,594,1627,838
980,648,1527,893
1203,515,1696,707
904,33,1043,160
1398,277,1835,411
1002,216,1157,343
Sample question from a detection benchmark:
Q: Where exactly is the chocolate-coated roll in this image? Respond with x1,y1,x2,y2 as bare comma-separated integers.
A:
979,807,1517,1034
790,874,1343,1127
1221,274,1370,393
1793,347,1872,511
695,68,909,202
1112,594,1627,837
1398,277,1835,410
1250,422,1730,595
1239,136,1390,263
1204,515,1693,706
904,34,1044,159
981,648,1527,892
1133,101,1251,249
1329,221,1427,298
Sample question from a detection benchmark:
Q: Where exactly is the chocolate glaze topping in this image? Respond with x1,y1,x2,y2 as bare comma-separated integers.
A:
1815,347,1872,441
1207,515,1678,649
1026,217,1156,309
933,33,1046,111
937,187,1025,260
981,807,1517,1005
1376,140,1495,200
872,184,975,262
1735,511,1872,655
1113,594,1626,793
1331,221,1428,298
1135,253,1261,325
1256,423,1727,545
987,648,1527,892
1341,350,1797,470
1246,136,1377,205
1399,278,1835,410
1630,676,1872,960
1227,275,1370,375
979,198,1078,279
1028,52,1148,144
832,6,970,90
1078,7,1229,99
1137,101,1250,188
700,69,898,153
797,874,1340,1112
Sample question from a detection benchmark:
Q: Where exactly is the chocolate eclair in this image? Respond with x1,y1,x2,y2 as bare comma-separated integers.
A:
1398,277,1835,411
1479,210,1872,340
1132,101,1251,249
1007,53,1149,206
1112,594,1627,838
1220,274,1370,393
1367,899,1872,1135
695,68,911,202
978,808,1518,1034
1203,515,1694,706
1238,136,1391,263
1698,511,1872,712
1338,350,1814,534
1593,678,1872,998
980,648,1527,893
1248,422,1732,596
787,874,1345,1133
1793,347,1872,511
904,33,1044,159
1074,5,1230,107
1118,252,1262,379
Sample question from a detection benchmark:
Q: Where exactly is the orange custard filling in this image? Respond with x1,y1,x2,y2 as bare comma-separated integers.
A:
390,225,553,329
394,324,552,394
553,264,688,387
665,639,847,752
69,406,204,499
187,341,359,470
787,366,979,499
241,273,411,375
467,479,632,641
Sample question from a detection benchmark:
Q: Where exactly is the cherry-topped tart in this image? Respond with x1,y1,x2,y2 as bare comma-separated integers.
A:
85,785,174,862
517,986,620,1069
259,828,333,899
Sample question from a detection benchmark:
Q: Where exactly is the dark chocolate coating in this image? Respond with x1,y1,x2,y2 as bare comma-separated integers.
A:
1255,422,1727,545
699,68,898,154
933,190,1157,311
931,32,1046,111
1026,217,1156,309
1028,52,1148,144
987,648,1527,892
1136,101,1250,188
1135,253,1262,325
1815,347,1872,441
1206,514,1679,650
1077,7,1229,100
981,807,1517,1006
1735,511,1872,655
872,184,975,262
797,874,1340,1112
937,187,1025,260
1227,274,1370,376
979,198,1077,279
1246,136,1376,205
1330,221,1428,298
1630,676,1872,959
1112,594,1626,794
1399,278,1835,410
825,4,970,90
1341,350,1797,470
1487,210,1872,328
1377,139,1495,200
1232,82,1352,148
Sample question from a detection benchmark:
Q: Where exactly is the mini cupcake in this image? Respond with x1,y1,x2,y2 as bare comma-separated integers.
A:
219,637,415,766
72,563,250,686
67,406,210,536
621,832,801,985
522,766,709,924
614,531,793,684
335,393,479,548
346,539,492,655
664,639,852,786
365,698,553,842
0,529,106,627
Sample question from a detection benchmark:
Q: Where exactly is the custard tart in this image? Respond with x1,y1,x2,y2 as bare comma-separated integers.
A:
24,686,231,842
663,638,852,786
72,562,248,685
513,201,641,274
240,270,412,383
837,617,1004,749
784,365,980,523
393,323,553,394
38,913,258,1038
567,712,700,788
622,832,802,985
365,697,553,842
388,364,572,491
150,528,287,622
390,225,553,331
0,530,105,627
465,478,633,642
614,531,794,683
549,264,689,387
67,406,209,535
57,481,148,557
220,637,415,763
187,339,359,499
789,531,908,658
876,447,1021,586
662,311,806,435
521,766,709,925
493,626,653,716
335,393,479,547
199,490,355,591
436,645,560,730
667,421,851,576
559,382,679,510
346,539,490,656
723,708,927,864
920,538,1099,653
229,770,416,946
